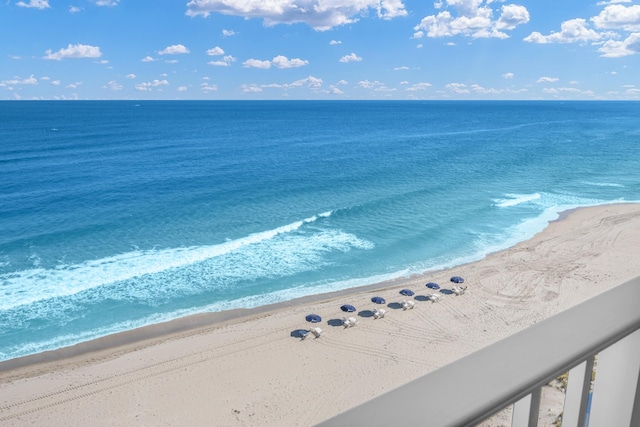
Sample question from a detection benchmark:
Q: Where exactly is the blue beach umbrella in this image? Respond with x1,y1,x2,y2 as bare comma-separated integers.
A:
371,296,386,304
399,289,415,296
305,314,322,323
426,282,440,290
340,304,357,313
451,276,465,284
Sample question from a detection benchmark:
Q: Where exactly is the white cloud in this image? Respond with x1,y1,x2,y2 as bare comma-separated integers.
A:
141,56,155,62
357,80,395,91
394,66,410,70
178,86,188,92
597,0,631,5
95,0,119,5
208,55,237,66
51,80,60,85
272,55,309,68
159,44,190,55
496,4,530,30
135,79,169,91
598,32,640,57
242,84,263,93
337,80,348,85
44,44,102,60
243,59,272,69
164,59,179,64
524,18,604,44
201,82,218,92
502,72,514,79
16,0,49,9
69,6,82,13
222,29,236,37
446,82,470,93
339,53,362,62
126,73,136,79
413,0,529,39
406,82,432,91
104,80,122,90
185,0,407,31
330,40,342,45
328,85,344,95
591,4,640,31
0,75,38,87
66,82,82,89
537,76,559,83
206,46,225,56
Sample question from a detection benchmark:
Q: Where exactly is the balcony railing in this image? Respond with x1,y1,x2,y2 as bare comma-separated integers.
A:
317,276,640,427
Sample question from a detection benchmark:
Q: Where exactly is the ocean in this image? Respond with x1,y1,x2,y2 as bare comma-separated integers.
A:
1,101,639,362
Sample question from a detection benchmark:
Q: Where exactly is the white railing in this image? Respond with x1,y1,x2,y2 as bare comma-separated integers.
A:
316,276,640,427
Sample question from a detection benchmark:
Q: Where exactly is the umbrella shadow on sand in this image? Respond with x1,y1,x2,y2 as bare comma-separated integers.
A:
440,289,455,295
358,310,374,318
387,302,404,310
327,318,345,327
414,295,430,302
290,329,310,339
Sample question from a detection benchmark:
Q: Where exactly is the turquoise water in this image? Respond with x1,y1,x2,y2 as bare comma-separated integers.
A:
1,101,639,361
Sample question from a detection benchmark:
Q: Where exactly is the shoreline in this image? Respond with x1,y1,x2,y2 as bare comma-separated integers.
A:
0,203,631,373
2,203,640,426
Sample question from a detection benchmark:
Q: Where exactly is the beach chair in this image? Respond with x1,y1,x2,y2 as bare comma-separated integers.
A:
428,293,441,303
373,308,386,319
401,300,415,310
452,286,467,296
309,327,323,338
348,316,358,326
300,330,310,340
342,317,353,328
406,300,415,309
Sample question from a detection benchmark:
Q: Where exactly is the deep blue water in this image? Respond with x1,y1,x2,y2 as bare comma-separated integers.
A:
1,101,639,361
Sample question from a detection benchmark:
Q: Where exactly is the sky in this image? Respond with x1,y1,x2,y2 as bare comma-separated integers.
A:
1,0,640,100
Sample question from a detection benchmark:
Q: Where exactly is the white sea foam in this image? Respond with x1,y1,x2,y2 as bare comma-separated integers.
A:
494,193,541,208
0,211,365,311
581,181,625,188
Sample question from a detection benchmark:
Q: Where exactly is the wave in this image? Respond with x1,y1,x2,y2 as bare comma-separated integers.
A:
581,181,625,188
0,210,354,311
493,193,541,208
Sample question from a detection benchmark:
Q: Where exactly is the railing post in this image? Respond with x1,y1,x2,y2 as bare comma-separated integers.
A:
588,329,640,427
511,388,541,427
562,356,595,427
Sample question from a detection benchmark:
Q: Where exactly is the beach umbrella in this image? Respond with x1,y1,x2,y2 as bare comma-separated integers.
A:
305,314,322,323
399,289,415,296
371,296,386,304
426,282,440,290
340,304,356,312
451,276,465,284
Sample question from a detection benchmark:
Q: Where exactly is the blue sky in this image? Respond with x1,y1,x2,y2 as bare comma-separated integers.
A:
1,0,639,100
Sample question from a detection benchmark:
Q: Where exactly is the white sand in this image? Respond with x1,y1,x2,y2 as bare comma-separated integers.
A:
1,203,640,426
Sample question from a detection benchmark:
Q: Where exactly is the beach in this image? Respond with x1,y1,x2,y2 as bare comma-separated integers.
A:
1,203,640,426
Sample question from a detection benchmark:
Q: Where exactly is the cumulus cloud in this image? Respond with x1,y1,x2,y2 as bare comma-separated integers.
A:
446,82,470,93
357,80,395,91
69,6,82,13
413,0,529,39
141,56,155,62
537,76,559,83
201,82,218,92
330,40,342,45
339,53,362,62
104,80,122,90
242,56,309,69
591,4,640,31
0,75,38,87
185,0,407,31
158,44,190,55
272,55,309,68
524,18,605,43
503,72,514,79
95,0,119,5
222,29,236,37
208,55,237,66
16,0,49,9
44,44,102,60
135,79,169,91
406,82,432,91
206,46,225,56
243,59,272,69
598,32,640,57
